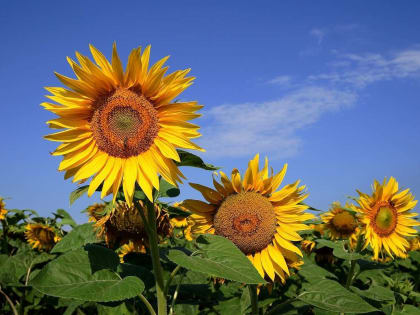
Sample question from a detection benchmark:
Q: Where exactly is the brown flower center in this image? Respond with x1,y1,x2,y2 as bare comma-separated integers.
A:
91,89,158,158
213,192,276,255
371,201,398,236
34,227,55,245
331,211,357,234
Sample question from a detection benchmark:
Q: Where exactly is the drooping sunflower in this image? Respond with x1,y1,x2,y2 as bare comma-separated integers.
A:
25,223,61,251
0,197,7,220
118,241,146,263
353,177,419,260
321,201,359,248
95,200,172,247
43,44,203,205
183,154,314,282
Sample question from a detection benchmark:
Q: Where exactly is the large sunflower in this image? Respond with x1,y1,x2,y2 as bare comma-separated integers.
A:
321,201,359,248
0,197,7,220
183,154,314,282
353,177,419,260
43,44,203,205
25,223,61,251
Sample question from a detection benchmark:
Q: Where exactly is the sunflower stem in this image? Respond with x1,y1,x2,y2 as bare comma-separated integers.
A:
144,198,167,315
248,284,259,315
345,233,364,289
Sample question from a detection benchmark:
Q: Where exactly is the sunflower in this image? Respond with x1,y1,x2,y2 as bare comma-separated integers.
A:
170,216,188,228
25,223,61,251
408,236,420,251
119,241,146,263
43,43,203,205
0,197,7,220
321,201,359,248
301,240,316,255
86,203,106,222
183,154,314,282
95,200,172,247
353,177,419,261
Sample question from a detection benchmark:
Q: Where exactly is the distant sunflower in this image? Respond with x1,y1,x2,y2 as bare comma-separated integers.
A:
25,223,61,251
321,202,359,248
183,154,314,282
119,241,146,263
408,236,420,251
354,177,419,260
310,223,325,236
301,240,316,255
170,202,189,228
0,197,7,220
86,203,106,222
43,43,203,205
95,200,172,247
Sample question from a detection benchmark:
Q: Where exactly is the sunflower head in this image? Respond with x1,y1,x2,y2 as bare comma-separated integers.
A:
183,154,315,282
95,200,172,247
0,197,7,221
321,202,359,247
354,177,419,261
25,223,61,251
43,43,203,205
118,241,146,263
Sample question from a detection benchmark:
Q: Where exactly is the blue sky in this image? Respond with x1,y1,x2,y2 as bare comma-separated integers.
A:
1,1,420,223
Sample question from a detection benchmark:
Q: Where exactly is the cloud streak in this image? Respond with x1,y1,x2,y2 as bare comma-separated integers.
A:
199,46,420,159
199,87,357,158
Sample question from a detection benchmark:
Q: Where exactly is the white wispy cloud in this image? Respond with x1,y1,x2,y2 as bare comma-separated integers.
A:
199,87,357,158
267,75,292,87
200,46,420,159
309,48,420,88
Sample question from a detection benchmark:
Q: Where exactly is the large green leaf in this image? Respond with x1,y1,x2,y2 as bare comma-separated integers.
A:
51,223,100,253
351,285,395,302
298,279,377,313
55,209,77,228
298,257,337,281
176,150,219,170
0,247,54,285
167,234,265,284
69,185,89,206
30,245,144,302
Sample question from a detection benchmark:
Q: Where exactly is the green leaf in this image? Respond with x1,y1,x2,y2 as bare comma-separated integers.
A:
55,209,77,228
298,279,377,313
30,245,144,302
394,304,420,315
69,185,89,206
176,149,219,170
298,257,338,281
332,246,364,260
51,223,101,253
167,234,265,284
350,285,395,302
173,304,199,315
315,239,341,249
158,177,180,198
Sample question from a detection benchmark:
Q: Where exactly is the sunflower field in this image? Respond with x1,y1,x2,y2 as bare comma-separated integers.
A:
1,45,419,315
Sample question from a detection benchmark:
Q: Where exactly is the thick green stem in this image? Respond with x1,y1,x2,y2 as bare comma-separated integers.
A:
248,284,259,315
345,233,364,289
145,199,167,315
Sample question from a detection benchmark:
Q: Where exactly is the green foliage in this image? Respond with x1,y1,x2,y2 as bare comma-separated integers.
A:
167,234,266,284
176,149,219,170
51,223,100,253
30,245,145,302
0,200,419,314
